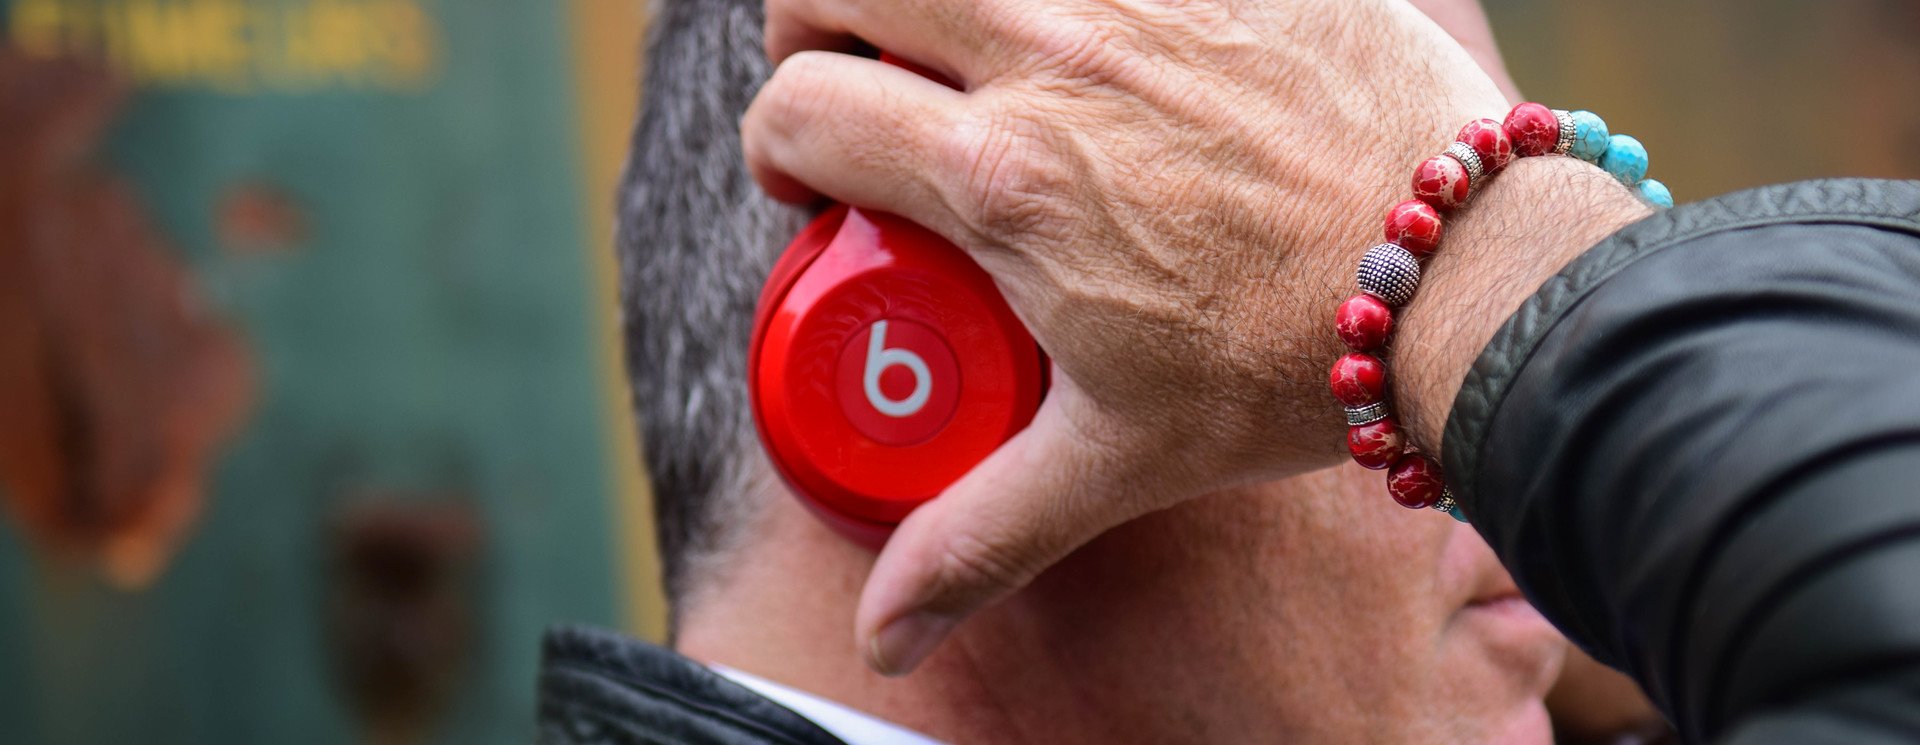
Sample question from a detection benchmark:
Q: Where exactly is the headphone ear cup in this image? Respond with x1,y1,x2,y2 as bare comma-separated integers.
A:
752,205,846,344
750,207,1046,547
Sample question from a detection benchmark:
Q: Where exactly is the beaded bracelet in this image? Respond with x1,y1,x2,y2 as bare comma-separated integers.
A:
1329,103,1670,521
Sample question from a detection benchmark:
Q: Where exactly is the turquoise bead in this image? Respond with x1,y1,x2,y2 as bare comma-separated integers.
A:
1638,178,1674,209
1600,134,1649,186
1448,505,1468,523
1569,110,1610,163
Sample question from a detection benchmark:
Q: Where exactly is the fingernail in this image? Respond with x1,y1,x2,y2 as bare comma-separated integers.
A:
867,613,954,677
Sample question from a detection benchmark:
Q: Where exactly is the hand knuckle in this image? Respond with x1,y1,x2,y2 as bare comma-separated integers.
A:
960,109,1072,240
1030,20,1137,87
764,51,840,115
755,67,804,138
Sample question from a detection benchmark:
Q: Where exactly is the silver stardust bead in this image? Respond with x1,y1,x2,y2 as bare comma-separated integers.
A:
1345,401,1391,426
1356,243,1422,307
1553,109,1577,155
1443,141,1485,187
1431,490,1457,513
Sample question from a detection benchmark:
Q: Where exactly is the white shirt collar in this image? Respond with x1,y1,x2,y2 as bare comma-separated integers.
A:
711,665,948,745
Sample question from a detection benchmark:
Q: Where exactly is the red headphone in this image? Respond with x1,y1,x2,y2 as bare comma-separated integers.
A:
749,200,1047,547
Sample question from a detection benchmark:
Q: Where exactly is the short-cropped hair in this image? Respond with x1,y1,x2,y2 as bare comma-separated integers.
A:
616,0,809,630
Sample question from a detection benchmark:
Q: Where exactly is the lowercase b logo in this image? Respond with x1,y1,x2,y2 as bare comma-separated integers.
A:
836,319,960,446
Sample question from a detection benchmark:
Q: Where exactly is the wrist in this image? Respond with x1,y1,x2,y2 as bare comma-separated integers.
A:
1392,155,1652,453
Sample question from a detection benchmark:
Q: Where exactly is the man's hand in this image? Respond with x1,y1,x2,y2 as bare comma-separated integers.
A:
742,0,1544,675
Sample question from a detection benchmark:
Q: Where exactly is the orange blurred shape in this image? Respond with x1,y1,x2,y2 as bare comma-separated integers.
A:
0,49,254,588
218,181,308,255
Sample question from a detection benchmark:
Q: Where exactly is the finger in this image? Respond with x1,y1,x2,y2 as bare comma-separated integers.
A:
854,380,1178,676
742,51,971,235
764,0,994,84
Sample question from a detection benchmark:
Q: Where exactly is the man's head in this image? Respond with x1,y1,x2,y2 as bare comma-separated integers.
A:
618,0,806,628
617,1,1565,741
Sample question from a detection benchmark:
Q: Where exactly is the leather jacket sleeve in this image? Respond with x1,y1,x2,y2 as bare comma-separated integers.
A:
1443,179,1920,744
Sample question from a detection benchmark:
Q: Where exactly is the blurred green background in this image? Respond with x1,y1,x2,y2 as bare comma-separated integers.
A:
0,1,1914,744
0,1,660,743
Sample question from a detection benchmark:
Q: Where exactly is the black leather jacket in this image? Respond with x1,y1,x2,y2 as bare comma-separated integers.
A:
538,624,848,745
1448,179,1920,743
538,180,1920,744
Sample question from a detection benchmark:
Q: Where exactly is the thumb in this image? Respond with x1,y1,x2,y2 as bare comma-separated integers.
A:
855,379,1173,676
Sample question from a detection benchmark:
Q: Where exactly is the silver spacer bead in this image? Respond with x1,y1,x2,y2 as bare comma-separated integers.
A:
1355,243,1422,307
1345,401,1391,426
1431,490,1458,513
1553,109,1577,155
1443,141,1485,187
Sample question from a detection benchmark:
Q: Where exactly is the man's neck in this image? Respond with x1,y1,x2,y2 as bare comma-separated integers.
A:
673,496,1105,744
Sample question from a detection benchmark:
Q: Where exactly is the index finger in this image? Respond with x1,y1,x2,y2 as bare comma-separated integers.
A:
764,0,1004,85
742,51,974,236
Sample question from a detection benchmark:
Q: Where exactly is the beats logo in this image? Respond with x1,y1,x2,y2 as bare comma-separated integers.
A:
836,319,960,446
862,321,931,418
750,206,1046,547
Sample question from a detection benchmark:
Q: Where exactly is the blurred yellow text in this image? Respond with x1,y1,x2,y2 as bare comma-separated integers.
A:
8,0,440,93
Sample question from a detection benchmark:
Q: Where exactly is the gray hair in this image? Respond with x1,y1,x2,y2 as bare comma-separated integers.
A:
616,0,809,630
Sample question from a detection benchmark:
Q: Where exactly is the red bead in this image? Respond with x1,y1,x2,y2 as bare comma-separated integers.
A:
1412,155,1470,211
1503,102,1560,158
1348,419,1405,470
1328,353,1386,406
1456,118,1514,172
1335,294,1394,350
1387,455,1445,509
1383,200,1443,258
